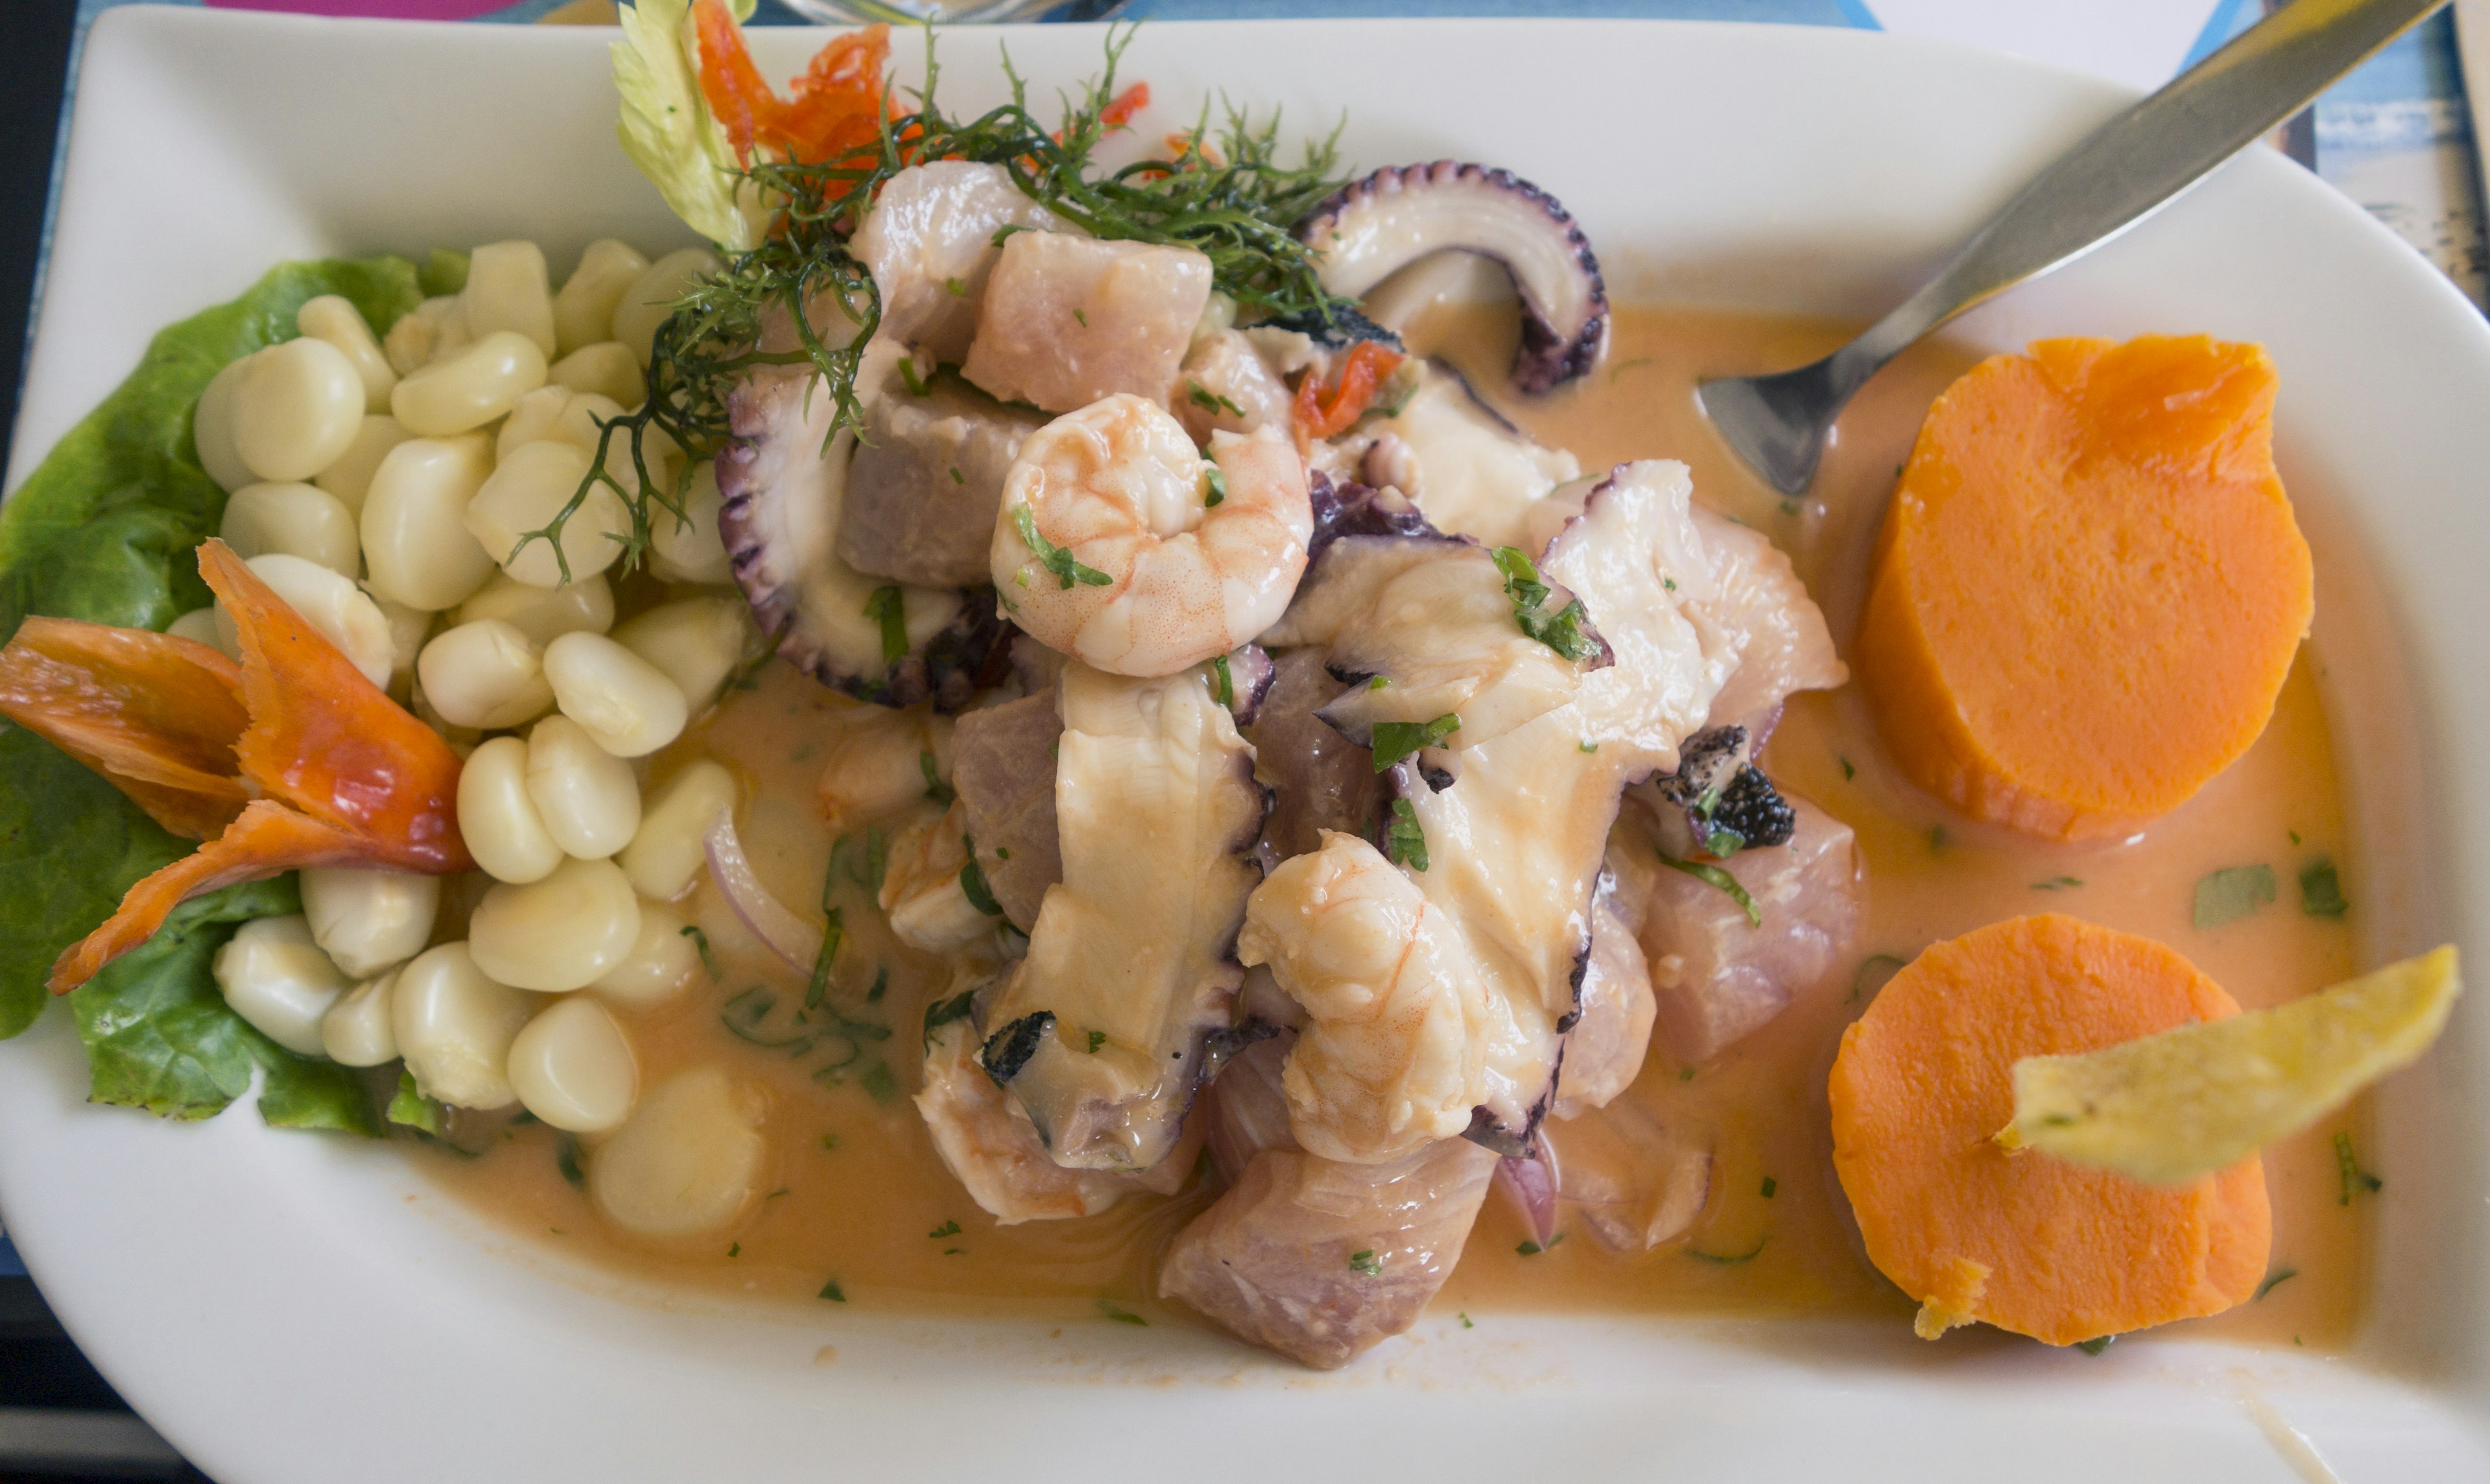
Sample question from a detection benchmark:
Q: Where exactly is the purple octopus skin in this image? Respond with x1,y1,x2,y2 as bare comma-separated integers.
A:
716,368,1008,713
1243,648,1381,862
1297,161,1610,394
1306,469,1438,552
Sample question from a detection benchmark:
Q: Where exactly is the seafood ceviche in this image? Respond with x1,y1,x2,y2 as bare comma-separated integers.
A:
0,3,2460,1371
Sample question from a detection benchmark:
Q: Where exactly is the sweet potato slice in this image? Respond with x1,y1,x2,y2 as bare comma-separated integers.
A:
1827,913,2270,1346
0,617,249,839
1855,336,2312,839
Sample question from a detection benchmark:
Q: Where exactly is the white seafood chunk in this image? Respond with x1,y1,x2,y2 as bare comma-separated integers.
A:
1361,365,1578,549
963,233,1213,413
914,1018,1188,1226
1158,1135,1497,1370
976,662,1266,1172
1263,533,1600,755
851,161,1070,365
1637,790,1864,1063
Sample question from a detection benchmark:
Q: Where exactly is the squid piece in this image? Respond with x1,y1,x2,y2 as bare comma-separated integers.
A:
916,1017,1188,1225
1551,858,1657,1119
38,541,471,991
1262,532,1604,757
0,617,250,839
976,662,1268,1172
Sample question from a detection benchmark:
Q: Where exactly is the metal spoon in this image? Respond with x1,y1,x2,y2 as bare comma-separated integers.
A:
1698,0,2448,497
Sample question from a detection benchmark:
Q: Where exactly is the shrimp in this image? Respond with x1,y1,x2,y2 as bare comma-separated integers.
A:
1237,830,1498,1165
991,394,1312,677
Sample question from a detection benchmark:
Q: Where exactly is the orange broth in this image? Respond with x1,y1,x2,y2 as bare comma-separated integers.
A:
416,303,2369,1352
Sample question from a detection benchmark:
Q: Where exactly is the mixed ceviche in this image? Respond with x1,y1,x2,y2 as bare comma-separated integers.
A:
0,1,2459,1370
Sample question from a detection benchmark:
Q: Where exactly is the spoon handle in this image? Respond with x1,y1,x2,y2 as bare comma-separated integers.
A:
1824,0,2445,401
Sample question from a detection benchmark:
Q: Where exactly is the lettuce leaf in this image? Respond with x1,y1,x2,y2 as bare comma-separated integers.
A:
613,0,765,252
0,256,422,635
0,256,421,1136
72,873,382,1135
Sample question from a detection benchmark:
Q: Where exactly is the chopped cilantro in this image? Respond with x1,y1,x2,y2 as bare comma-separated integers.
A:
2032,876,2084,891
1097,1299,1146,1326
819,1279,848,1302
1085,1029,1107,1054
680,924,720,981
861,582,911,667
1349,1249,1383,1277
1458,1312,1474,1330
959,836,1004,917
1073,308,1089,327
1186,380,1243,417
920,750,955,807
2334,1131,2382,1205
1686,1238,1768,1265
922,987,977,1050
1760,1177,1777,1199
1204,465,1228,506
1370,711,1461,771
1011,504,1113,589
857,1059,901,1105
2255,1267,2298,1302
1384,797,1429,871
1850,953,1907,1004
943,276,969,298
804,903,844,1013
1579,739,1598,753
728,1243,741,1258
949,465,965,484
556,1135,586,1188
2194,864,2277,930
929,1220,962,1240
1489,545,1598,661
1211,653,1234,707
820,1133,840,1151
2299,858,2349,919
2076,1336,2114,1356
1839,755,1855,781
1656,852,1761,927
896,357,929,397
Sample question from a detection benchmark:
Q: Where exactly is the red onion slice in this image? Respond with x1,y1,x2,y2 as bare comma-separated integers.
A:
1495,1140,1561,1249
704,812,824,976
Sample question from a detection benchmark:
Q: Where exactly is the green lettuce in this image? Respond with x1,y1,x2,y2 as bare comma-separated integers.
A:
613,0,765,252
0,256,423,1135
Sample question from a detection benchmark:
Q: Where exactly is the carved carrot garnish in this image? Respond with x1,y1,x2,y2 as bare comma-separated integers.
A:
4,541,472,993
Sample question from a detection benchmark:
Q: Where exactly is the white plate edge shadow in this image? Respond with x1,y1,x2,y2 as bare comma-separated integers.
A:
2,8,2488,1482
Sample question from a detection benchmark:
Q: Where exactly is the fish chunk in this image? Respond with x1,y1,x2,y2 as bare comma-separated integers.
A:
1639,790,1864,1063
962,233,1213,413
840,377,1050,587
951,689,1063,932
1159,1136,1497,1369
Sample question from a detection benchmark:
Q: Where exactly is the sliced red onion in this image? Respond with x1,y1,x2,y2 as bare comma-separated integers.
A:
704,812,824,976
1495,1140,1561,1249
